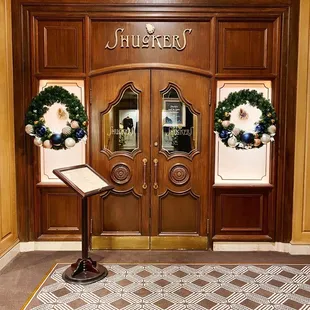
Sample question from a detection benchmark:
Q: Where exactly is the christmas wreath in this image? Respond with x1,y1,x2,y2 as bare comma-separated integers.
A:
214,89,277,150
25,86,88,150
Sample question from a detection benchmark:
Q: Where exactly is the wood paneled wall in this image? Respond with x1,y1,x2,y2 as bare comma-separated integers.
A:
11,0,300,245
0,0,18,255
292,0,310,244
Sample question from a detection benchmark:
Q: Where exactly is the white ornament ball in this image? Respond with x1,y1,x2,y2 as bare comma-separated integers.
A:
43,140,52,149
222,120,230,128
82,136,88,144
62,126,72,135
25,124,34,135
34,137,42,147
228,136,237,148
65,137,76,148
232,127,240,136
71,121,79,129
261,133,271,144
268,125,276,134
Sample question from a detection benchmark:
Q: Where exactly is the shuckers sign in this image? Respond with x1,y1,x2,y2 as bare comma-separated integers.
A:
105,24,192,51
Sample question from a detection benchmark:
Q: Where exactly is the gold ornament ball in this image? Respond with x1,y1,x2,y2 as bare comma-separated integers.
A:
254,139,261,147
222,120,230,128
268,125,276,134
218,119,222,123
267,113,272,117
83,121,88,126
34,121,39,125
43,140,52,149
34,137,42,147
71,120,80,129
271,119,275,124
39,117,45,123
25,124,34,135
224,112,230,117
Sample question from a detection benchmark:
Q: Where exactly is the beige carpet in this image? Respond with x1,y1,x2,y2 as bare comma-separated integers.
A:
22,263,310,309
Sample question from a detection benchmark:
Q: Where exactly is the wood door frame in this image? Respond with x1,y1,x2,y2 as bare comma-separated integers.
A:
12,0,299,244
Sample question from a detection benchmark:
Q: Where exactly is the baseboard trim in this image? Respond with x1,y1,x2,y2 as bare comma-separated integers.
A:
0,242,20,271
19,241,81,252
213,242,310,255
1,241,309,272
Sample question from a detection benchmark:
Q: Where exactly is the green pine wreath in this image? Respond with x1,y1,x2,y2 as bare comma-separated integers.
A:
25,86,88,150
214,89,277,150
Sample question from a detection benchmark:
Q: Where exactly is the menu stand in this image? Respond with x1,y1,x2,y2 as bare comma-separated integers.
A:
53,164,113,285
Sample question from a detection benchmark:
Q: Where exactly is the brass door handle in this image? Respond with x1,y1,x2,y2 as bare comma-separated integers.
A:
142,158,148,189
153,158,159,190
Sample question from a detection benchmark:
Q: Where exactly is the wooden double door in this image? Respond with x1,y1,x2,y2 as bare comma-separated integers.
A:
90,70,211,249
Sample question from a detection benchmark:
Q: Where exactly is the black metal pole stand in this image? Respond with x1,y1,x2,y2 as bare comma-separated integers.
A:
62,197,108,284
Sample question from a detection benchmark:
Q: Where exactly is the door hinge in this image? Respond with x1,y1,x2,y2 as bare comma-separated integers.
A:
89,87,92,106
90,218,93,235
207,219,210,235
208,89,212,106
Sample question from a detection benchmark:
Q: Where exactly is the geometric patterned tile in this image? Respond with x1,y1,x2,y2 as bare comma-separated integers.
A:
23,263,310,310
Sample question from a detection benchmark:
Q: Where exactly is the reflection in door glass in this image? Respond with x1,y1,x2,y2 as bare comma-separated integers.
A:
101,87,139,152
162,87,198,154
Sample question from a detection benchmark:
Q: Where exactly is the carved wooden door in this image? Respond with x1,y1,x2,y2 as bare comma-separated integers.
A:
150,70,211,249
90,70,151,249
90,69,210,250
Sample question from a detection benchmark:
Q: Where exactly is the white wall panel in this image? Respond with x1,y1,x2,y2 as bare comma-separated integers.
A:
39,80,85,183
215,81,272,184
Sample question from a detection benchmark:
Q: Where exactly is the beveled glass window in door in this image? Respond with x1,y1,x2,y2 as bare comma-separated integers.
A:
162,87,198,154
101,87,139,153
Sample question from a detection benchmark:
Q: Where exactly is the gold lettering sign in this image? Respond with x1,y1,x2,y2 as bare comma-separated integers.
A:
105,24,192,51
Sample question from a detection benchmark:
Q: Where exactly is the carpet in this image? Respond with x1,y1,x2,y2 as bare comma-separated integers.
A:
22,263,310,309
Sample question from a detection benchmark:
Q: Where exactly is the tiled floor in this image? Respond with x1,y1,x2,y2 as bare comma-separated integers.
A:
24,263,310,309
0,250,310,310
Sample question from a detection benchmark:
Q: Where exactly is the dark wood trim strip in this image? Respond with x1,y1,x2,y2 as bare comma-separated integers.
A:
89,64,213,78
213,235,273,241
15,0,293,7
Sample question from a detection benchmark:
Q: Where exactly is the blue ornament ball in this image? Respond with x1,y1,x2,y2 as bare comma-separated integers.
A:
75,128,86,139
35,126,46,137
255,124,264,133
241,132,255,144
50,133,62,146
219,130,229,140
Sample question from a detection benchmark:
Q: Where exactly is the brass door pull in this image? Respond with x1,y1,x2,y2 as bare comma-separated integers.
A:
153,158,159,190
142,158,148,189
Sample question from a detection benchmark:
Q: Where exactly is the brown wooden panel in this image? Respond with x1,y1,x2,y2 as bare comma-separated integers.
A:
159,190,199,234
41,187,81,235
91,21,211,72
99,191,142,234
218,20,277,74
36,20,84,73
90,70,151,239
220,194,263,231
213,186,273,241
151,70,210,242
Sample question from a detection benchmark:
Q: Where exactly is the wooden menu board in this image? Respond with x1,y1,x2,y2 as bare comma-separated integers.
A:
53,164,113,198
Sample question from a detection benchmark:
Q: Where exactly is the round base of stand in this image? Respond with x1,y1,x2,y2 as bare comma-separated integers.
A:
62,262,108,285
